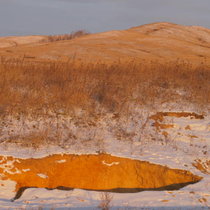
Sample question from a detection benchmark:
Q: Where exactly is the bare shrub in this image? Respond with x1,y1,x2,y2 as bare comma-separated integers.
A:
98,192,113,210
5,132,51,149
42,30,89,42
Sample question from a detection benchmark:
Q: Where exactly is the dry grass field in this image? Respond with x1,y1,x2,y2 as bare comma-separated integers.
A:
0,59,209,117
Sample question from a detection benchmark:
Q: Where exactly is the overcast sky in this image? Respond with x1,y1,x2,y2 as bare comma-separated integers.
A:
0,0,210,36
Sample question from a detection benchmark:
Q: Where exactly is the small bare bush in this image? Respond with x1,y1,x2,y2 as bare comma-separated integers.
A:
98,192,113,210
5,132,51,149
43,30,89,42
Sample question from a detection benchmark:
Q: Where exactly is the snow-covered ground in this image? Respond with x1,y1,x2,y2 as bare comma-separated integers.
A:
0,111,209,209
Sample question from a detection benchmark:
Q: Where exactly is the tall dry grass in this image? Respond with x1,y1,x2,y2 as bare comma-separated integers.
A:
0,58,209,117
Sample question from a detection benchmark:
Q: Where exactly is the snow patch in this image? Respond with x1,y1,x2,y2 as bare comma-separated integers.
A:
0,159,21,175
37,173,48,179
102,160,120,167
56,159,66,163
22,168,30,172
0,180,16,199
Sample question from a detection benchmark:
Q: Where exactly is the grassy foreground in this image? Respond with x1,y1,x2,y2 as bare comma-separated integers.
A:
0,58,209,116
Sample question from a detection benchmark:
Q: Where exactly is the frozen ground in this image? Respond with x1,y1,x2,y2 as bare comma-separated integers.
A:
0,111,209,209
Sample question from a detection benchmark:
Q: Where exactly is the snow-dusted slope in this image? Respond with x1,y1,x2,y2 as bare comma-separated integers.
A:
0,110,209,209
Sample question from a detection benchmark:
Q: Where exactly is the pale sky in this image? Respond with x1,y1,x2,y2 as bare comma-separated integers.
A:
0,0,210,36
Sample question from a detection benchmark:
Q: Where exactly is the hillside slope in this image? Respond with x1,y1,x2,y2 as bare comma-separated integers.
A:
0,22,210,65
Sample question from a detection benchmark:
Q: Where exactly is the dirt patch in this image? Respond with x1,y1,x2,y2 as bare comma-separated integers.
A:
0,154,202,200
150,112,205,136
193,159,210,174
150,112,204,122
151,122,174,131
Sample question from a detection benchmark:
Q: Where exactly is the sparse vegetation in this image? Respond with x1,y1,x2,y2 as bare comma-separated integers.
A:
0,58,209,148
42,30,89,42
98,192,113,210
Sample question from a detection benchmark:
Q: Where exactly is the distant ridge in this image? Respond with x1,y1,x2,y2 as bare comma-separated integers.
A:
0,22,210,65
